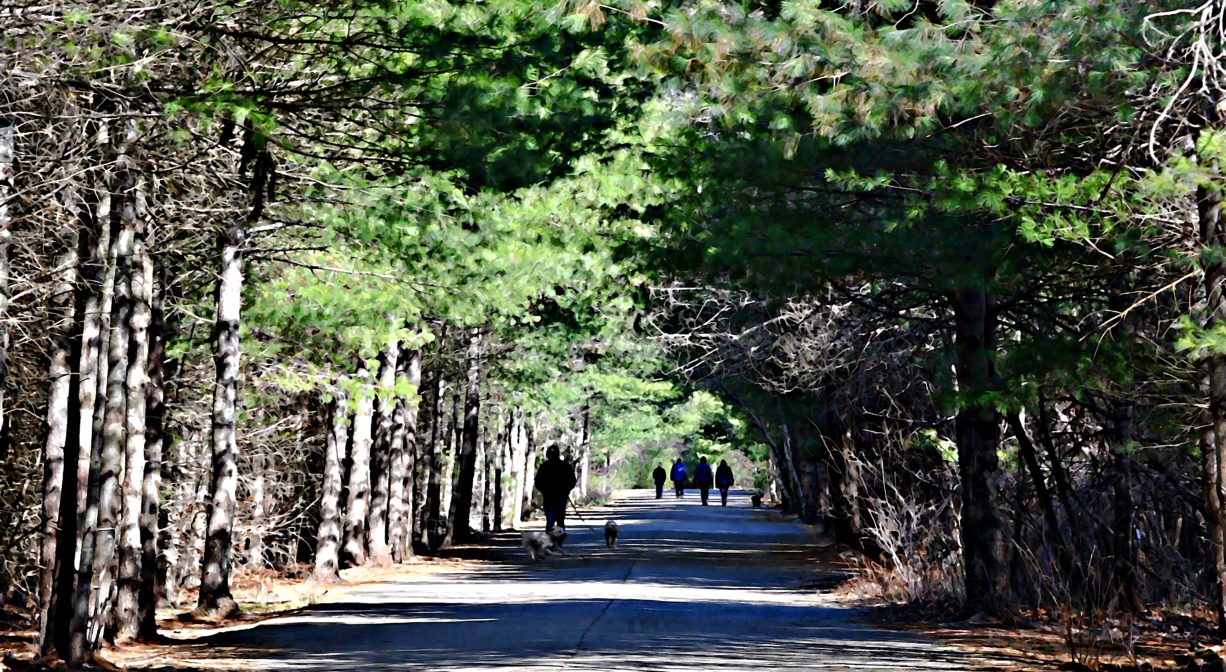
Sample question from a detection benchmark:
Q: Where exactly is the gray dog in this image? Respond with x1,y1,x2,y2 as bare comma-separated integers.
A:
522,526,568,562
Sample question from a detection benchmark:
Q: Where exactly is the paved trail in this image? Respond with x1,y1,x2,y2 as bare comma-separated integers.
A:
169,490,978,671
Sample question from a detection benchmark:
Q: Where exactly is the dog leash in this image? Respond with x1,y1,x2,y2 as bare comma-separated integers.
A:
567,496,590,524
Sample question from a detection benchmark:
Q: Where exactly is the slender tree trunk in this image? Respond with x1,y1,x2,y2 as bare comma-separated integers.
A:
1199,170,1226,634
0,124,12,461
137,259,164,640
68,137,119,663
450,330,482,543
520,421,537,522
37,160,82,658
88,134,141,644
481,428,495,533
312,387,349,582
415,362,438,551
245,454,267,569
114,178,150,642
196,132,271,617
1007,412,1079,590
367,337,399,565
389,341,422,563
952,285,1007,613
441,378,462,546
425,365,447,551
509,413,526,528
194,218,245,619
495,413,512,532
74,157,112,563
578,404,590,498
341,365,375,568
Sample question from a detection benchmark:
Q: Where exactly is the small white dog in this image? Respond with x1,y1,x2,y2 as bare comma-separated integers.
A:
522,526,568,562
604,520,619,548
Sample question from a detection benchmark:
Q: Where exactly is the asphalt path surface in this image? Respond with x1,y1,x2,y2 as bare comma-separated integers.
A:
170,489,978,670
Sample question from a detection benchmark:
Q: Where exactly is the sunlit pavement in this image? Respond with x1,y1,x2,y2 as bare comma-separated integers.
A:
167,490,982,671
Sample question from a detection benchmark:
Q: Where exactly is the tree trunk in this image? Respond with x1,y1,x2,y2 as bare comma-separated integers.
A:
114,180,151,642
138,258,165,640
441,380,462,545
425,365,447,551
578,404,590,498
341,365,375,568
196,130,271,617
389,341,422,563
495,413,512,532
194,219,245,619
1199,171,1226,634
509,413,527,528
67,147,120,663
245,454,267,569
0,124,12,461
312,387,349,582
520,421,537,522
481,428,495,533
1007,412,1079,590
450,330,482,543
367,337,399,566
37,161,82,658
952,285,1007,613
88,150,140,645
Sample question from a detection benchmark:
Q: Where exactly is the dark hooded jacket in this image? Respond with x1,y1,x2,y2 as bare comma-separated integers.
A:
535,456,577,500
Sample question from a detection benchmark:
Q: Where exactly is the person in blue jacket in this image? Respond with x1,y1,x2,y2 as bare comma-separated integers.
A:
670,458,687,498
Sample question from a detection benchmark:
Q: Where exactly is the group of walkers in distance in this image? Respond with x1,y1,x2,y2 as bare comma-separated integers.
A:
534,445,741,538
651,457,735,506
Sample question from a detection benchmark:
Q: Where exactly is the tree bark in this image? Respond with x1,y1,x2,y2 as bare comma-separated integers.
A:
449,330,482,542
340,365,374,568
578,403,590,498
520,420,537,522
37,157,82,658
425,364,447,551
1199,171,1226,634
196,129,271,617
68,139,120,662
481,427,495,533
509,412,527,528
88,136,141,644
312,387,349,582
389,341,422,563
0,124,12,462
441,381,462,545
194,218,246,619
367,337,400,566
114,179,151,642
952,285,1007,613
138,257,165,640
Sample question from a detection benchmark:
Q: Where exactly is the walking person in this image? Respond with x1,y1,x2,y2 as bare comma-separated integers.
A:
670,458,687,498
693,456,714,506
534,444,576,531
652,463,667,499
715,459,734,506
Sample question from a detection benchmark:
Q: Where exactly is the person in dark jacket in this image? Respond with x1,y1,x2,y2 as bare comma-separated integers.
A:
652,463,667,499
715,459,734,506
534,444,577,530
693,456,714,505
670,458,687,498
